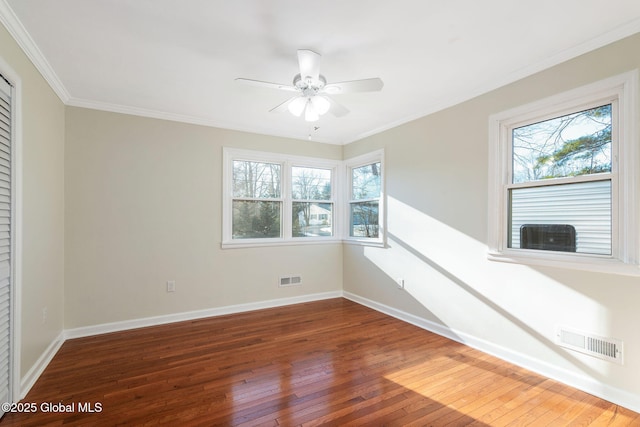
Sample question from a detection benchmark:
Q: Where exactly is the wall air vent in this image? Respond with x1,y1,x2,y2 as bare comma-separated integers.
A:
556,326,623,365
279,275,302,287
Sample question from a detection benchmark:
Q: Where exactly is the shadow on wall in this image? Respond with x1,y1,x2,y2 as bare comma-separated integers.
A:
347,251,463,344
359,196,611,383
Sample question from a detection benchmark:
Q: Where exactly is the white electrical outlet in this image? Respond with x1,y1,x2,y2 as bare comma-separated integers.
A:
167,280,176,292
396,278,405,289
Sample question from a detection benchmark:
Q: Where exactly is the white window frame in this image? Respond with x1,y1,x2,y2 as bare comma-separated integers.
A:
290,163,338,241
344,150,385,247
488,71,639,275
222,148,341,248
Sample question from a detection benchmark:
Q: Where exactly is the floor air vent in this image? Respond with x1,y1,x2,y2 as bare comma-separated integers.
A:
556,326,623,365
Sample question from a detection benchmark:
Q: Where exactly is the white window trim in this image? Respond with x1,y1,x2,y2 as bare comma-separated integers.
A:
222,148,385,248
222,148,342,248
488,70,639,275
344,149,386,247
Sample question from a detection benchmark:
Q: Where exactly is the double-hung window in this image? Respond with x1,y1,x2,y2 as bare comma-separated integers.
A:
346,150,384,245
291,166,333,238
223,148,339,247
231,159,282,239
223,148,384,247
488,71,639,274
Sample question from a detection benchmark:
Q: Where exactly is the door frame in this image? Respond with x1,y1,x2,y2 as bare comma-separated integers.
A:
0,56,23,404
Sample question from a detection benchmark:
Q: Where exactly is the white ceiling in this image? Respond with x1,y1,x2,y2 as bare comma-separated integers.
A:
3,1,640,144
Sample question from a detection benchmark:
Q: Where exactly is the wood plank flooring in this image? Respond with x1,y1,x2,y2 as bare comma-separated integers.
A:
1,298,638,426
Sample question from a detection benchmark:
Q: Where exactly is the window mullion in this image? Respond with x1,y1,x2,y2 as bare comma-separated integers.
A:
348,197,379,203
506,173,613,190
282,161,292,239
232,197,283,202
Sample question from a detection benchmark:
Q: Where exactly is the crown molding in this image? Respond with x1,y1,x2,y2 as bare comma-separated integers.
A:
347,18,640,145
0,0,70,103
66,96,343,144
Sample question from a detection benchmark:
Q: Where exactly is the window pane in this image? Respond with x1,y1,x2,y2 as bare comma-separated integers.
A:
233,160,281,198
509,180,611,255
512,105,611,184
292,202,333,237
350,201,379,238
352,162,381,200
291,167,332,200
232,201,281,239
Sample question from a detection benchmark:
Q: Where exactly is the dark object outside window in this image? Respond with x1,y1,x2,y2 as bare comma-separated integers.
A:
520,224,576,252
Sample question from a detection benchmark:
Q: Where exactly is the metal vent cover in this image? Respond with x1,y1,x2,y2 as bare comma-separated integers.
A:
279,275,302,287
556,326,623,365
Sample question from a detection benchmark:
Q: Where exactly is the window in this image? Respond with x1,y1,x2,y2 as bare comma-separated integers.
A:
223,148,338,247
510,104,612,255
231,160,282,239
223,148,384,247
346,150,384,244
292,166,333,237
488,71,639,274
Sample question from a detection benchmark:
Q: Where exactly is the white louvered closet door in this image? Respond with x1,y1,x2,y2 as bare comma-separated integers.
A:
0,75,13,412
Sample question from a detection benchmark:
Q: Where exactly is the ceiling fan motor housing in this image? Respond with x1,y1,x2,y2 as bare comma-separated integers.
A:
293,73,326,96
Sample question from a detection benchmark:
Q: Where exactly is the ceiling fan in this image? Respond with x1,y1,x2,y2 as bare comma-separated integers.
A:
236,49,384,122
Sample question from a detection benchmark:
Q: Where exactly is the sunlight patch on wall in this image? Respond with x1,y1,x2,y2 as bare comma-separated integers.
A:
361,196,611,362
364,196,525,291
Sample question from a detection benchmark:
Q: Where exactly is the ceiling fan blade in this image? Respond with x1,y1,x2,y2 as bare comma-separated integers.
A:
269,96,300,113
235,78,298,92
322,77,384,94
297,49,321,81
326,96,349,117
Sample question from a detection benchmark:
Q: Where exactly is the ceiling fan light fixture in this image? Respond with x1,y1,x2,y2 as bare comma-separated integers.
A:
304,100,320,122
287,96,307,117
311,95,330,115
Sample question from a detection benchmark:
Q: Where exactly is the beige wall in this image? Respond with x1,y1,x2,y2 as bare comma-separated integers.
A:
64,107,343,328
0,26,65,377
4,9,640,408
343,33,640,404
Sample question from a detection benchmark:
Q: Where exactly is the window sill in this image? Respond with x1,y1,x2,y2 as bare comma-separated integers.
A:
221,237,385,250
488,249,640,276
221,238,342,249
343,239,386,248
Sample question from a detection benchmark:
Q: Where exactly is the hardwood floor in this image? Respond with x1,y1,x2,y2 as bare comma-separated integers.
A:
1,298,638,426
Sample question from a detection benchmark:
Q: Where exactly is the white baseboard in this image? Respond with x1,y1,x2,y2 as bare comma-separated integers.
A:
20,290,639,414
20,331,65,399
343,291,640,414
64,291,343,340
19,291,341,399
